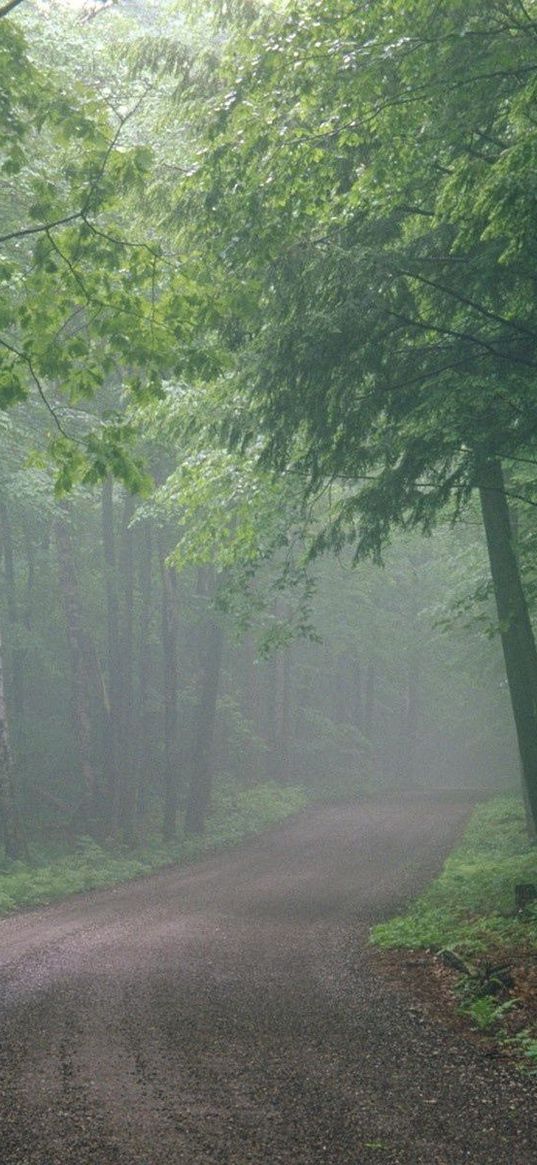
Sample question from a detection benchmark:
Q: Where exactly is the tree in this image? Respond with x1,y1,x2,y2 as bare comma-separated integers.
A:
184,0,537,829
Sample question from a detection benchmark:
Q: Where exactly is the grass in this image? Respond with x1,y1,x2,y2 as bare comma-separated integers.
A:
371,795,537,957
370,794,537,1065
0,781,311,916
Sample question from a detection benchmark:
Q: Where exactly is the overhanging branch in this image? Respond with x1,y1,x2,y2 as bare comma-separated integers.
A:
0,0,25,18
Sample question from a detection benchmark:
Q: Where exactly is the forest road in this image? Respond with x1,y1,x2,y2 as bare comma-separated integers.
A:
0,799,535,1165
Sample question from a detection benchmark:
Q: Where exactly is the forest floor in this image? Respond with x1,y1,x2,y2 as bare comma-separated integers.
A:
0,798,535,1165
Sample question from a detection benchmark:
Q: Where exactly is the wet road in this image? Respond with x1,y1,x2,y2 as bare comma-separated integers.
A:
0,799,535,1164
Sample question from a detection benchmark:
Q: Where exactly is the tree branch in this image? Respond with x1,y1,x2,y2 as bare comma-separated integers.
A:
0,0,25,18
0,212,82,247
0,338,78,442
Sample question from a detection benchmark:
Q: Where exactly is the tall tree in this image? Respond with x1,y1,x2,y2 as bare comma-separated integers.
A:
187,0,537,828
54,502,99,831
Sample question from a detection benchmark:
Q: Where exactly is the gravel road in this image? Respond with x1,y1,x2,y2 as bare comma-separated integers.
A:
0,799,535,1165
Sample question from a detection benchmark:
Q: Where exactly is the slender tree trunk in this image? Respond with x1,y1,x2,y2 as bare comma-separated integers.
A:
54,503,98,831
185,574,224,835
0,501,25,761
264,652,279,780
0,622,26,858
242,637,267,784
23,520,35,635
479,458,537,835
159,537,179,841
364,661,376,740
136,521,152,818
101,478,121,820
119,493,135,842
399,652,421,786
278,647,292,783
352,659,362,730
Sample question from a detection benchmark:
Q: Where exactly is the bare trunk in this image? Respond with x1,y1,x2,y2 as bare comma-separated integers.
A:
185,573,224,835
136,521,152,818
0,622,26,858
118,493,135,842
399,651,420,786
352,659,362,730
264,653,279,781
0,501,25,761
54,503,98,831
364,661,376,740
159,537,179,842
277,647,292,783
101,478,121,820
479,458,537,836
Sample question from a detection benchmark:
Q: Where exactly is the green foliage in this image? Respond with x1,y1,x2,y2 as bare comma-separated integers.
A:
509,1028,537,1065
458,995,519,1033
184,0,537,560
371,796,537,955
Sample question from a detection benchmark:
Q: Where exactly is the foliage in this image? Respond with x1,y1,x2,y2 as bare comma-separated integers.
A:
184,0,537,553
508,1028,537,1065
457,995,519,1033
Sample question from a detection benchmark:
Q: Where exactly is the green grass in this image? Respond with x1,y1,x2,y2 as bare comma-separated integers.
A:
0,781,311,915
371,795,537,956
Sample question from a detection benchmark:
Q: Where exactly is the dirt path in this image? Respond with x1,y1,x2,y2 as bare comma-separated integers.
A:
0,799,535,1164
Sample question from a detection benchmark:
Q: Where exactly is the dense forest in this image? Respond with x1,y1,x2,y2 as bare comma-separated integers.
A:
1,0,536,862
3,4,537,1162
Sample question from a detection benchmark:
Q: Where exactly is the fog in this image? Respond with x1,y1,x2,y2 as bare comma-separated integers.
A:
0,481,517,857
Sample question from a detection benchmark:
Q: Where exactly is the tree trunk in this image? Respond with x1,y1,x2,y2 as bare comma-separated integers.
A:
119,492,135,842
352,658,362,730
101,477,121,821
0,621,26,858
364,660,376,740
54,503,98,831
278,647,292,782
0,500,25,762
479,458,537,835
185,576,224,835
135,521,152,818
399,651,420,786
264,652,279,780
159,537,179,841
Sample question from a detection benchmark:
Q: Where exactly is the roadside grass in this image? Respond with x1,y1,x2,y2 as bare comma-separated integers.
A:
370,795,537,1065
0,781,311,915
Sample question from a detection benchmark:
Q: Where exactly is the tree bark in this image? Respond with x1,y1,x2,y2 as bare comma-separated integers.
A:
159,536,179,841
479,458,537,835
135,521,152,818
352,659,362,730
54,503,98,831
101,478,121,820
364,660,376,740
279,646,292,783
185,574,224,835
0,621,26,858
118,492,135,842
0,501,25,762
399,651,420,786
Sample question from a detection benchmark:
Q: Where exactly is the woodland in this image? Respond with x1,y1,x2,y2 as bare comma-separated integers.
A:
1,0,537,871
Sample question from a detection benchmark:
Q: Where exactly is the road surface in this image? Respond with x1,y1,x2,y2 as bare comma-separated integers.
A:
0,800,535,1164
